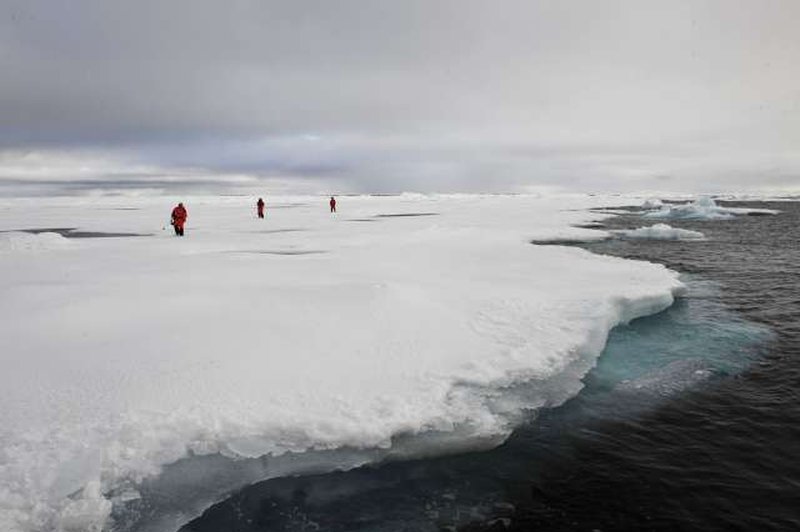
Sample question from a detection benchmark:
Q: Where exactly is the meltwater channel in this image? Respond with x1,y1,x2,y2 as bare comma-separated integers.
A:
176,201,797,532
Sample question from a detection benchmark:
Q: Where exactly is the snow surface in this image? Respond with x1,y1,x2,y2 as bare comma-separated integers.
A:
0,194,683,532
613,224,706,241
644,196,779,219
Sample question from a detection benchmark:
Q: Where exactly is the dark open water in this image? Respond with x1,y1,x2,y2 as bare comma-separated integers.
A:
180,201,800,532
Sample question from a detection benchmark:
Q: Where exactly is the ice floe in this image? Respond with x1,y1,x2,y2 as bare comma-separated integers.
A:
0,193,683,532
613,223,705,241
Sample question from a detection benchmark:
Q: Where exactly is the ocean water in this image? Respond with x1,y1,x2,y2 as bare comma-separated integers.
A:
180,201,799,532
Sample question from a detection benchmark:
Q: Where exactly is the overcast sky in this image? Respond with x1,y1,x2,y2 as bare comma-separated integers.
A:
1,0,798,195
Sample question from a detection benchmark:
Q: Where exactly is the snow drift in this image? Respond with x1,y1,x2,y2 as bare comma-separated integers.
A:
0,231,73,253
0,194,683,532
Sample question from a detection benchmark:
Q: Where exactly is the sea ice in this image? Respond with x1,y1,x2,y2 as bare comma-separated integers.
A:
644,196,779,220
641,198,664,210
613,224,705,241
0,193,683,532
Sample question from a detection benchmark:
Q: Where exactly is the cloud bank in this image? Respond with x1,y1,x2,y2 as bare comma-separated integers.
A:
1,0,798,195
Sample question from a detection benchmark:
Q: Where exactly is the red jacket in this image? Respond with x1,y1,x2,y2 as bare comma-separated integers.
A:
171,205,187,226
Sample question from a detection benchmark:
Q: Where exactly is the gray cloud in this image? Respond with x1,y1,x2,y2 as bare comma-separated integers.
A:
1,0,799,194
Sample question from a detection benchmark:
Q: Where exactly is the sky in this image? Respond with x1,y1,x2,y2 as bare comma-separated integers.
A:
1,0,799,195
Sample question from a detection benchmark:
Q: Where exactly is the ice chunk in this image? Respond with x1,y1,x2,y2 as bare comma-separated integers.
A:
57,481,112,532
641,198,664,209
644,197,778,220
613,224,705,241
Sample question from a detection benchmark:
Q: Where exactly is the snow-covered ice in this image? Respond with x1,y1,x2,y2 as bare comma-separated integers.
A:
0,194,683,532
613,224,706,241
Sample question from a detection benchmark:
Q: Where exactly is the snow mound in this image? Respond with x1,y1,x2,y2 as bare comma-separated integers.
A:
644,197,779,220
614,224,705,241
0,232,73,253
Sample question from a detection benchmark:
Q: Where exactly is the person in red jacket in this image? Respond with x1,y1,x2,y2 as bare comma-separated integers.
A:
329,196,336,213
256,198,265,219
171,202,187,236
